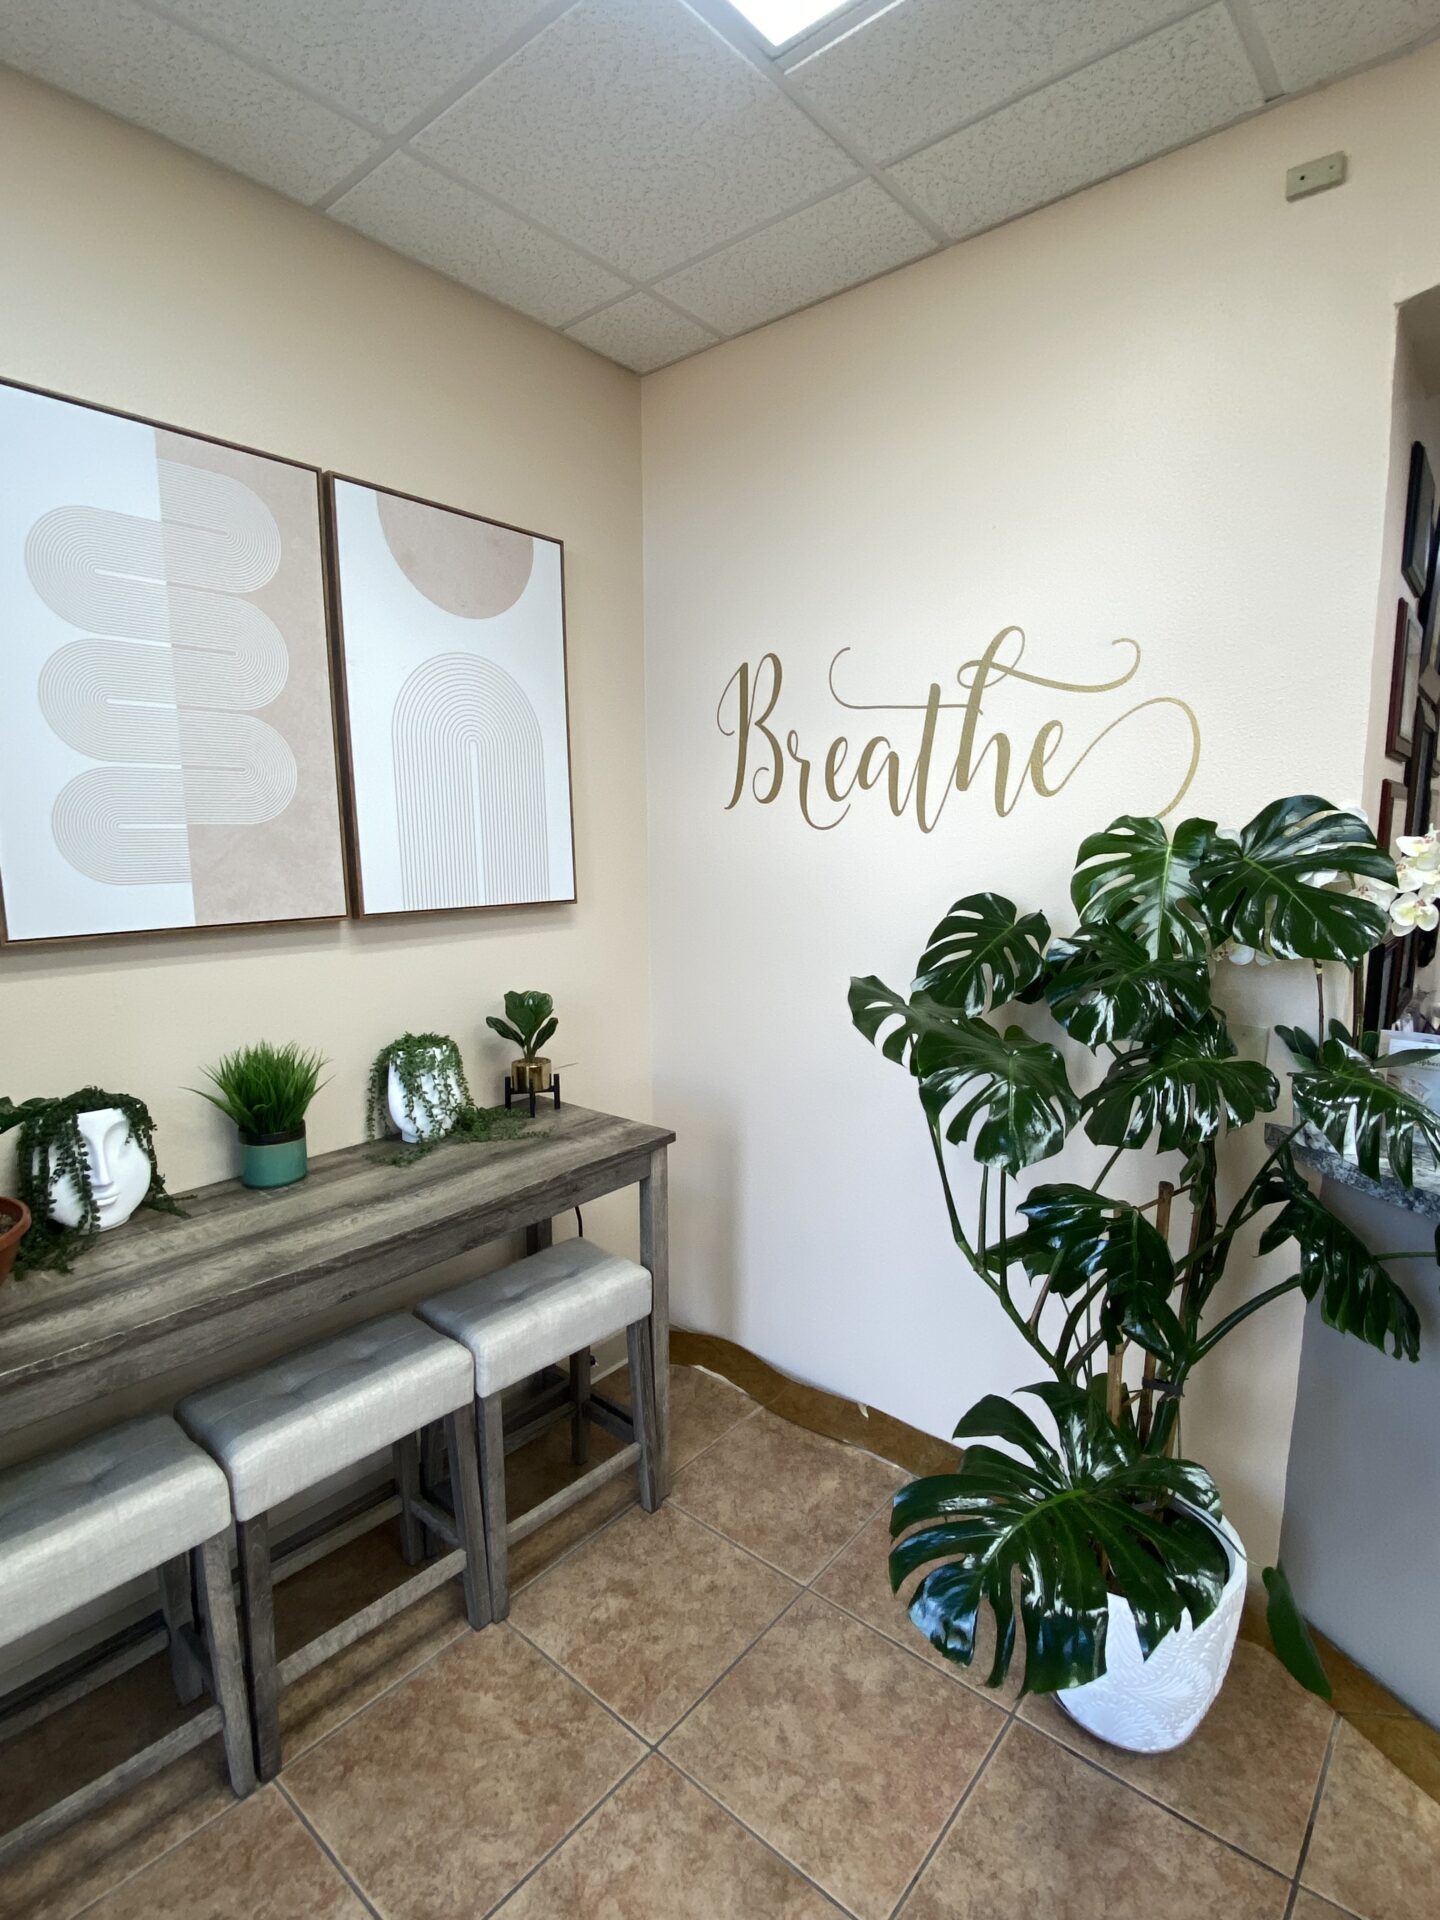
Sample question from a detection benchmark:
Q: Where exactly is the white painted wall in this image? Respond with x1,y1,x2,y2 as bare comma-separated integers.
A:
642,42,1440,1565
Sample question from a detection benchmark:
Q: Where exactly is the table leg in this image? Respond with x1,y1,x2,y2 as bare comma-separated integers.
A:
640,1145,670,1498
525,1218,554,1255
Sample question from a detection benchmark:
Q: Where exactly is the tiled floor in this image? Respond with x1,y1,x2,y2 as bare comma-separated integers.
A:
3,1364,1437,1920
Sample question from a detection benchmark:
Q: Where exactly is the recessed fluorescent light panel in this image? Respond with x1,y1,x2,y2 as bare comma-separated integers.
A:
727,1,849,49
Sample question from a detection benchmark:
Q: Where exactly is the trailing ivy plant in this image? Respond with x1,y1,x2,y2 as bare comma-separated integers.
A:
485,991,558,1062
0,1088,183,1274
852,795,1436,1701
365,1033,539,1165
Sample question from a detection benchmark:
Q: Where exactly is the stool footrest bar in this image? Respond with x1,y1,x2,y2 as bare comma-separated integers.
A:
275,1552,466,1690
507,1444,640,1546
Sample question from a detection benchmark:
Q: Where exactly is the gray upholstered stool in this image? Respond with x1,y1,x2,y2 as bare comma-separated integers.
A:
177,1313,488,1781
0,1415,253,1865
419,1238,659,1619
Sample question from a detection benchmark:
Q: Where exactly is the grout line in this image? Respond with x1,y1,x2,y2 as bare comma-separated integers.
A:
483,1750,652,1918
661,1753,859,1916
64,1790,241,1920
1285,1715,1342,1916
275,1778,386,1920
887,1707,1016,1917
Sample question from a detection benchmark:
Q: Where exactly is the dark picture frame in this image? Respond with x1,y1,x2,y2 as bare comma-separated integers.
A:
1387,597,1424,760
1377,775,1408,862
1403,440,1436,596
1407,707,1438,836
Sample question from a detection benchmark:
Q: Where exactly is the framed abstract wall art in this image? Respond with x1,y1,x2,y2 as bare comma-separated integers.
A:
0,379,348,944
325,476,576,917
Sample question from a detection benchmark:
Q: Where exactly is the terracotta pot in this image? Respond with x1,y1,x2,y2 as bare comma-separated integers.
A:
0,1197,31,1283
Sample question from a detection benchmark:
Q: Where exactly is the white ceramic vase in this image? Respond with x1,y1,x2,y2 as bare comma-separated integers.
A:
1056,1510,1246,1753
387,1056,462,1145
43,1106,151,1232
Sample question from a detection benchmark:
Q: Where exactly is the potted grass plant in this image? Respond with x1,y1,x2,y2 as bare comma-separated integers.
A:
0,1089,181,1271
194,1042,328,1190
851,795,1435,1749
486,991,558,1095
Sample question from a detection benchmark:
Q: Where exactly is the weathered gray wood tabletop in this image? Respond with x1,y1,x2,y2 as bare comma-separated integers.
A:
0,1104,674,1468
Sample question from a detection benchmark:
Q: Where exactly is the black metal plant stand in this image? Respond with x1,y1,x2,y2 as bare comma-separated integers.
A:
504,1073,562,1118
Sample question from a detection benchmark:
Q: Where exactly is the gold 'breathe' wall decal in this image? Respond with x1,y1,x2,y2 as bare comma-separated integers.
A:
716,629,1200,832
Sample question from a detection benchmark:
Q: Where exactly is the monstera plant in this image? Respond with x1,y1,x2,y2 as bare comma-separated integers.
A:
852,796,1437,1732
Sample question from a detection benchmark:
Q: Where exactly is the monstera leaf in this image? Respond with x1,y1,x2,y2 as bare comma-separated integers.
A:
1284,1030,1440,1185
1070,815,1217,960
992,1183,1185,1363
890,1384,1229,1695
1199,795,1393,963
911,892,1051,1017
1042,925,1211,1048
915,1020,1080,1175
848,975,976,1069
1086,1020,1279,1152
1258,1158,1421,1358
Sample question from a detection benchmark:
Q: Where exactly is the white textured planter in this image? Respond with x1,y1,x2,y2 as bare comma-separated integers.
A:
1056,1510,1246,1753
44,1107,150,1232
387,1057,462,1145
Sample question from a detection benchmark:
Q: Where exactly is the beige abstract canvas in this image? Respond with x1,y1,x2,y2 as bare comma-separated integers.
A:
0,380,347,942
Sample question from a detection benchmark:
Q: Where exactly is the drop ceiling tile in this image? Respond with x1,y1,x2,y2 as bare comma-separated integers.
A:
565,293,718,372
789,0,1195,165
890,5,1263,242
330,153,628,326
1247,0,1440,92
656,180,932,336
158,0,552,134
411,0,856,282
0,0,377,201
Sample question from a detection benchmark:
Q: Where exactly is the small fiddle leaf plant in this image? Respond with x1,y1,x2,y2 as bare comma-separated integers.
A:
195,1042,328,1141
485,991,558,1062
0,1088,182,1274
853,794,1432,1702
366,1033,471,1143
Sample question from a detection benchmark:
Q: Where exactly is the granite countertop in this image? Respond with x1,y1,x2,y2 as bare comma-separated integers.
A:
1265,1122,1440,1220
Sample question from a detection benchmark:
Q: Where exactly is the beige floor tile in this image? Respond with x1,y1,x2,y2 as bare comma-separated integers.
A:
1343,1711,1440,1803
1021,1637,1332,1873
510,1503,797,1740
1291,1897,1361,1919
899,1721,1288,1920
671,1409,901,1582
604,1362,759,1471
497,1755,838,1919
663,1591,1001,1920
1303,1720,1440,1920
79,1785,368,1920
284,1625,644,1920
0,1739,235,1920
814,1510,1024,1705
508,1416,639,1591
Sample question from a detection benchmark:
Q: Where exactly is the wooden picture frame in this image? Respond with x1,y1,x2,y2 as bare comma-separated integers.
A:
1377,776,1408,862
1407,708,1438,836
1387,598,1424,760
0,376,348,946
325,474,576,920
1403,440,1437,597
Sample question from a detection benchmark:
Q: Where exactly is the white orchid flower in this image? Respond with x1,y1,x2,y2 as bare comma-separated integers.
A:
1224,943,1275,966
1358,877,1400,908
1390,895,1440,932
1396,833,1440,866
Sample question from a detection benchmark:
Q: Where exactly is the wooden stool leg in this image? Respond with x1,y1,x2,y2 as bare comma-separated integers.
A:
626,1318,662,1514
235,1514,282,1782
194,1533,257,1800
421,1419,447,1497
478,1392,510,1620
569,1348,592,1465
394,1433,424,1566
159,1552,205,1706
443,1403,493,1631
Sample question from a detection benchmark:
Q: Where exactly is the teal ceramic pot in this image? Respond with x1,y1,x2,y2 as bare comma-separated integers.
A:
239,1125,308,1190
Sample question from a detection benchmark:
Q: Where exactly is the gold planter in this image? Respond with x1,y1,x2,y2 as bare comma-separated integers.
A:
511,1056,553,1094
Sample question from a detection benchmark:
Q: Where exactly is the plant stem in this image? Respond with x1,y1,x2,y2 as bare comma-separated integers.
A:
1315,963,1326,1052
1089,1144,1126,1192
1189,1277,1304,1361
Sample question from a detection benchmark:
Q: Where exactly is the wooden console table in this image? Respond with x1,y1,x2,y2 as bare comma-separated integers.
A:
0,1104,674,1485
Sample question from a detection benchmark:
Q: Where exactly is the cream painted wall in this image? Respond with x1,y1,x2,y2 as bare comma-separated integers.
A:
0,71,649,1440
642,43,1440,1567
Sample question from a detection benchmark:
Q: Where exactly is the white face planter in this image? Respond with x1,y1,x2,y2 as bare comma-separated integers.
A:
387,1056,463,1145
45,1107,152,1231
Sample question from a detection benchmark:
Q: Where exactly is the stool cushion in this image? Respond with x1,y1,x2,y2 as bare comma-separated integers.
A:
0,1416,231,1650
177,1314,472,1521
419,1239,652,1399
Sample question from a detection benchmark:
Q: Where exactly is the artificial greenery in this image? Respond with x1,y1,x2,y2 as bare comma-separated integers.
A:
485,991,558,1061
853,794,1435,1700
366,1033,472,1145
194,1041,328,1140
0,1088,182,1273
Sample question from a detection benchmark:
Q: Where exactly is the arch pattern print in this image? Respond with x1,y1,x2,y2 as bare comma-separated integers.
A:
393,655,549,909
327,474,576,918
0,379,348,942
